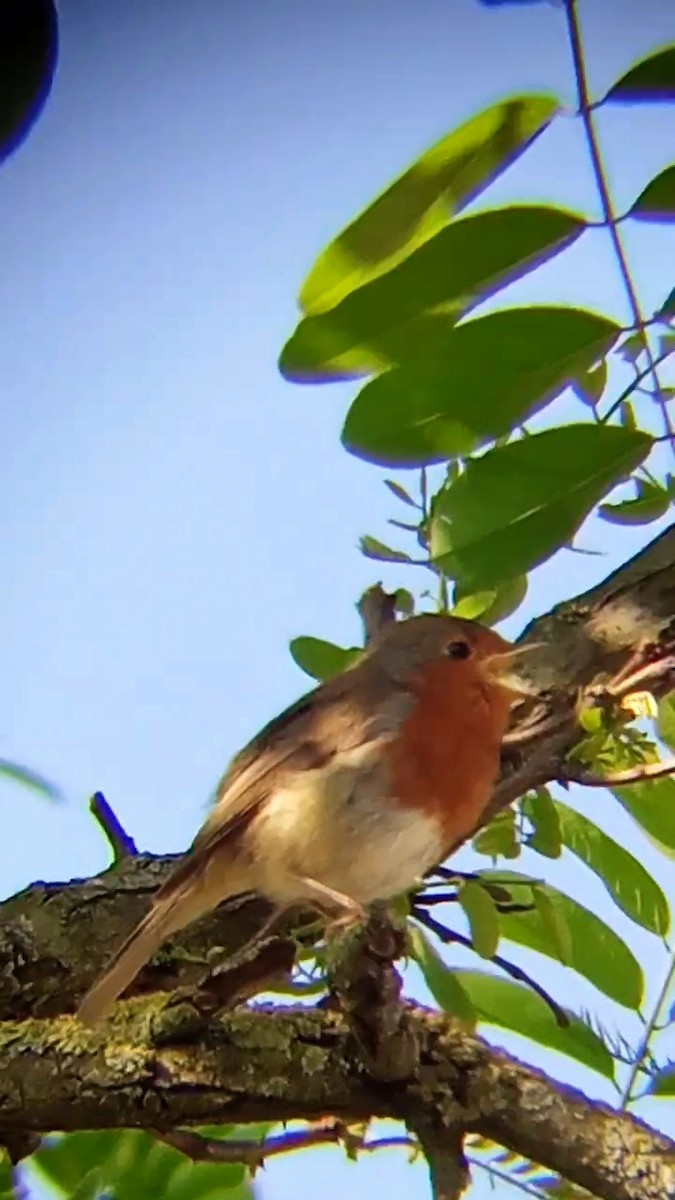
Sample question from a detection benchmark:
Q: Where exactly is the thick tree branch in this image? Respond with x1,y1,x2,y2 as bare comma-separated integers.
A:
0,1004,671,1200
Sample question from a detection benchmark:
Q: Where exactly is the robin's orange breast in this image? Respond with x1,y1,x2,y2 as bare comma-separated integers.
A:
386,657,512,851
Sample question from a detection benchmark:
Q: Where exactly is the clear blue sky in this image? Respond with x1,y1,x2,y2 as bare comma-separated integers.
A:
2,1,675,1197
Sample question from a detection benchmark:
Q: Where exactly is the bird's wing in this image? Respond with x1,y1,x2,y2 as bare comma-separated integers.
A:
156,668,414,901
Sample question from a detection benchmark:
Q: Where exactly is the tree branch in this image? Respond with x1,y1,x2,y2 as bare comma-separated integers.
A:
0,1004,671,1200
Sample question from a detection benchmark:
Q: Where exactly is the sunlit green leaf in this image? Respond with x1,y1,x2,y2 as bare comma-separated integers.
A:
280,207,586,382
0,759,62,802
429,425,652,590
599,478,670,526
532,886,573,966
613,777,675,857
342,307,619,467
479,870,643,1008
452,574,528,625
629,165,675,222
452,971,615,1079
289,637,361,681
523,789,562,859
459,880,500,959
657,692,675,752
555,800,669,935
409,924,476,1024
472,807,520,860
606,45,675,102
299,96,559,314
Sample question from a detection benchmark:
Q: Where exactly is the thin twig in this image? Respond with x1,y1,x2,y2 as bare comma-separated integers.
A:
153,1123,417,1170
561,758,675,788
88,791,138,861
619,948,675,1109
564,0,673,445
600,350,673,424
412,909,569,1028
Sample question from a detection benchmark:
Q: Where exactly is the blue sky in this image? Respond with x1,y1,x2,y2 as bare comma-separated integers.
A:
2,1,675,1198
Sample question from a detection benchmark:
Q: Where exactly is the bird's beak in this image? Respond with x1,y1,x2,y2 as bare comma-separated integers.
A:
483,644,544,698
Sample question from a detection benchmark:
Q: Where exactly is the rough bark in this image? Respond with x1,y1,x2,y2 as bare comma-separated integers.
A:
2,523,675,1197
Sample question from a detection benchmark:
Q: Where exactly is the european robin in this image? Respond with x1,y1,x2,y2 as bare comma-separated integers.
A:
78,613,532,1024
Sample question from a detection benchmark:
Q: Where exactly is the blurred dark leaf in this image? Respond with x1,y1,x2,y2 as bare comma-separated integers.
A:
429,425,651,590
606,44,675,103
359,535,414,563
629,165,675,221
658,285,675,317
647,1064,675,1096
280,207,586,382
0,0,58,164
572,359,607,407
342,306,618,467
0,759,62,802
299,95,558,314
599,478,670,526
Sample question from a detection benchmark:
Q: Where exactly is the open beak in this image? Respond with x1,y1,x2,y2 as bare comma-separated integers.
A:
483,644,544,699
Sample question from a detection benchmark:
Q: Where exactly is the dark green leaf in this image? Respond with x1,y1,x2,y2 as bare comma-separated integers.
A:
299,95,559,314
647,1064,675,1096
657,692,675,752
479,870,644,1009
613,778,675,857
472,807,521,860
409,924,476,1024
573,358,607,406
280,207,587,382
429,425,652,590
289,637,361,681
341,306,619,467
606,45,675,103
523,788,562,859
658,286,675,318
659,330,675,357
555,799,670,936
459,880,500,959
629,165,675,222
452,971,615,1079
617,330,646,363
359,535,414,563
599,478,670,526
0,759,62,802
0,0,58,164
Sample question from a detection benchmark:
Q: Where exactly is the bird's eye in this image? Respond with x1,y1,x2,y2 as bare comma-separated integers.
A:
445,639,471,660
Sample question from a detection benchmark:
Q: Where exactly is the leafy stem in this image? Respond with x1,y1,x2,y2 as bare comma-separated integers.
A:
563,0,673,447
600,350,673,424
619,945,675,1108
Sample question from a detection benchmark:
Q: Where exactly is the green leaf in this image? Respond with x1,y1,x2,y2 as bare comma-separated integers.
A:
459,880,500,959
573,358,607,407
658,286,675,318
429,425,652,590
359,535,414,563
613,778,675,857
409,924,476,1024
384,479,417,507
522,788,562,859
452,574,528,625
606,45,675,103
647,1064,675,1096
452,970,615,1080
479,870,644,1009
280,206,587,382
555,800,669,935
0,0,58,165
618,330,646,364
532,886,573,966
0,759,62,802
657,692,675,752
658,330,675,357
289,637,361,681
34,1130,252,1200
629,165,675,222
341,306,619,467
299,95,559,315
472,807,520,860
599,478,670,526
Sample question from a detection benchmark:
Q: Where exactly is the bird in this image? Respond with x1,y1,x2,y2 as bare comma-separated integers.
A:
77,613,534,1024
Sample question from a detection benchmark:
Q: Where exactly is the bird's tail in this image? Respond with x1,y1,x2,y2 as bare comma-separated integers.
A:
76,848,251,1025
